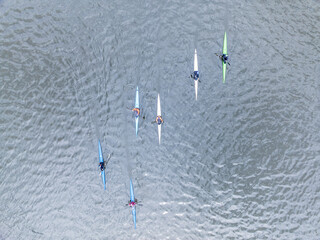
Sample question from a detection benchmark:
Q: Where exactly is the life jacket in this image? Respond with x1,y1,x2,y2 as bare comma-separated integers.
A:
194,71,199,80
156,116,163,124
129,201,136,207
132,108,140,116
100,163,104,171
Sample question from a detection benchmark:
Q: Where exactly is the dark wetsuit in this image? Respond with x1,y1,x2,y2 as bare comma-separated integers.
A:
222,54,228,64
99,162,104,171
193,71,199,80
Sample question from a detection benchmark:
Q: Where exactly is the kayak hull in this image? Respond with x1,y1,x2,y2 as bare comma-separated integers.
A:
158,124,161,145
101,170,106,190
130,179,136,229
194,49,198,100
194,49,198,72
157,94,161,116
135,86,139,136
132,207,136,229
195,80,198,100
98,140,106,190
223,63,226,83
135,117,139,136
157,94,161,144
130,179,135,202
222,32,227,83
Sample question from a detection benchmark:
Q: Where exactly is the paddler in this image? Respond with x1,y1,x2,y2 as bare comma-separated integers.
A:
191,71,199,81
128,197,138,207
156,115,164,125
132,108,140,117
99,162,104,171
219,54,230,65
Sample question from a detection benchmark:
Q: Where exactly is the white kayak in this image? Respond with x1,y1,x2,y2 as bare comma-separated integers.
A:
194,49,199,100
157,93,161,144
135,86,139,136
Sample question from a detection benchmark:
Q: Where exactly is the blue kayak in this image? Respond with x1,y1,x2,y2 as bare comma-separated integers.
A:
98,140,106,190
135,86,139,136
130,179,137,229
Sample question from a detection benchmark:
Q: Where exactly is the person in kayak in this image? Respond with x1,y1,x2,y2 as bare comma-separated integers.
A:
132,108,140,117
99,162,104,171
156,116,164,125
129,200,136,207
191,71,199,80
219,54,230,65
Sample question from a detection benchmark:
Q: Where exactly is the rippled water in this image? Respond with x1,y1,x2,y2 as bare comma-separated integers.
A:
1,0,320,239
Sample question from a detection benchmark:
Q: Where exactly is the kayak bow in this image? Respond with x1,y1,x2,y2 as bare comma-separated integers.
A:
157,94,161,145
98,140,106,190
130,179,137,229
135,86,139,136
222,32,227,83
194,49,199,100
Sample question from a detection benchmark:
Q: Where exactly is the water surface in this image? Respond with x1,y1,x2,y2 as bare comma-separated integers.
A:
1,0,320,239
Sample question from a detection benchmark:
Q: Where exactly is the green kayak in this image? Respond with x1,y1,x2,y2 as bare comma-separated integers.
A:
222,32,227,83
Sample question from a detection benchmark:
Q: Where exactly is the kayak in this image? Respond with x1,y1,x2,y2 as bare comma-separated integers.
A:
135,86,139,136
98,140,106,190
157,94,161,145
222,32,227,83
130,179,137,229
194,49,199,100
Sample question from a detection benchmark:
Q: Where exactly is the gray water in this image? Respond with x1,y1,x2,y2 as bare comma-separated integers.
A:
1,0,320,239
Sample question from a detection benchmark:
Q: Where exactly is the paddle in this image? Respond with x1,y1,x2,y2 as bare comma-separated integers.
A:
105,154,111,165
151,120,164,124
140,107,146,120
125,203,143,207
190,74,196,86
